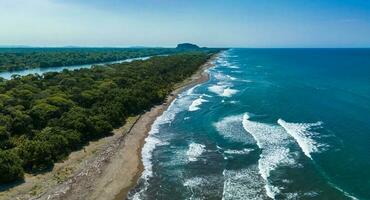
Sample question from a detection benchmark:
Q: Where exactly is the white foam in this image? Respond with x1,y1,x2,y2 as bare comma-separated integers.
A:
213,115,253,143
222,87,238,97
242,114,296,199
208,84,238,97
328,181,359,200
186,84,200,95
224,148,252,155
131,87,197,199
186,143,206,162
277,119,323,159
184,177,205,187
208,85,225,96
188,95,208,111
215,53,240,69
141,103,176,181
214,73,237,81
184,175,224,199
222,167,268,200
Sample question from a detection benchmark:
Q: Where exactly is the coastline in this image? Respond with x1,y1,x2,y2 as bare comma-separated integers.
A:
0,52,219,200
115,52,219,200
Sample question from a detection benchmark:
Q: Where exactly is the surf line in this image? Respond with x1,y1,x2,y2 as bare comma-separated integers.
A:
277,119,359,200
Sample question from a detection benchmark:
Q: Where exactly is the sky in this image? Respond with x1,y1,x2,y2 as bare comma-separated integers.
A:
1,0,370,47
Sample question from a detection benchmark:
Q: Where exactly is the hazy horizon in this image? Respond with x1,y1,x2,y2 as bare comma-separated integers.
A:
1,0,370,48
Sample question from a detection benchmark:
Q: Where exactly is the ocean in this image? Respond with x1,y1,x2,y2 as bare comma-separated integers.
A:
128,49,370,199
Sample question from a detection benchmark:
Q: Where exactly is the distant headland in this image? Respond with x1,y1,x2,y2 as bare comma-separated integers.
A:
176,43,201,50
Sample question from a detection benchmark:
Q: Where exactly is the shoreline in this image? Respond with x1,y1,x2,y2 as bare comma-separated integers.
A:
116,52,220,199
0,52,220,200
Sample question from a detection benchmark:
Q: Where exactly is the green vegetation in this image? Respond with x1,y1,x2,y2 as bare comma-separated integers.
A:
0,48,178,72
176,43,201,50
0,50,218,184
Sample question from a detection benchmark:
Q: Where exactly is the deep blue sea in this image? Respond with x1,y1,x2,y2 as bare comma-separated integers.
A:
128,49,370,200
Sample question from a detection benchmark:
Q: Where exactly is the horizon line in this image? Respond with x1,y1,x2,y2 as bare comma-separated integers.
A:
0,45,370,49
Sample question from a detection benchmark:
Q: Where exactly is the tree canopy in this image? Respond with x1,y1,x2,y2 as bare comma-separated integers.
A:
0,48,174,72
0,50,220,184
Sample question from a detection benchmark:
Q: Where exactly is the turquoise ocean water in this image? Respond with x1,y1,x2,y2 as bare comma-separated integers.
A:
128,49,370,200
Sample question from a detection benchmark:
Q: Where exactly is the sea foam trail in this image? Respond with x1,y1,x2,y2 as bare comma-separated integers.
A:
188,95,208,111
213,114,254,144
214,73,237,81
277,119,360,199
277,119,322,159
186,143,206,162
130,89,194,199
222,167,268,200
129,100,178,200
208,84,238,97
242,114,295,199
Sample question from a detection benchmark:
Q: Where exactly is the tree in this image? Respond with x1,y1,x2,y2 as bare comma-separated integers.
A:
0,150,24,183
18,140,53,170
0,50,219,183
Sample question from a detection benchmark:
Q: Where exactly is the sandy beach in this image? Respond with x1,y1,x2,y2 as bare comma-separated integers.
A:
0,53,219,200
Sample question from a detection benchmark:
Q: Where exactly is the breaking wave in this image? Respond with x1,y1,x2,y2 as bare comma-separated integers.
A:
208,84,238,97
188,95,208,111
242,114,296,199
222,166,268,200
213,115,254,143
186,143,206,162
277,119,323,159
214,73,237,81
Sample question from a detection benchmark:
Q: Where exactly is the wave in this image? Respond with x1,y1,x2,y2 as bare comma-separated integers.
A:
129,99,180,199
130,85,198,199
188,95,208,111
277,119,323,159
222,167,268,200
224,148,252,155
228,65,240,69
213,115,254,144
328,182,359,200
223,87,239,97
183,175,224,199
184,177,205,187
208,85,227,96
276,119,358,199
183,176,207,199
186,143,206,162
208,84,238,97
186,84,200,95
214,73,237,81
242,114,296,199
216,57,239,69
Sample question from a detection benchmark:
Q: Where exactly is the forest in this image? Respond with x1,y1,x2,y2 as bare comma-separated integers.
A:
0,48,181,72
0,50,219,184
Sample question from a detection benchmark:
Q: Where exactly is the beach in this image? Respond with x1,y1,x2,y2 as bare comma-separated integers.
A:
0,53,219,200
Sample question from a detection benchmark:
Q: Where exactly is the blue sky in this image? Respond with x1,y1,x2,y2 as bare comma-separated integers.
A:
1,0,370,47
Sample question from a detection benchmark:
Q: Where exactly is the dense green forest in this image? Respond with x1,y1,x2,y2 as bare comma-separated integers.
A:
0,51,218,184
0,48,180,72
